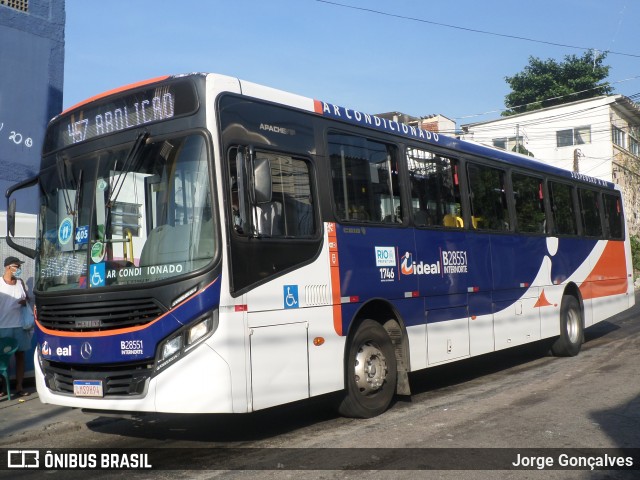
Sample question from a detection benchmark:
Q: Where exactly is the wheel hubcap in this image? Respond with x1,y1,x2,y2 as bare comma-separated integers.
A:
354,342,388,395
566,308,580,343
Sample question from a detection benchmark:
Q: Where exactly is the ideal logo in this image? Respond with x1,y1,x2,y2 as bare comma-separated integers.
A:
375,246,396,267
56,345,73,356
401,252,414,275
401,249,469,276
400,251,441,276
38,341,66,357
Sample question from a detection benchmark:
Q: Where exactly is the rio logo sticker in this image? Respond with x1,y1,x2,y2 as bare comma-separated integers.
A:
375,247,397,282
375,246,396,266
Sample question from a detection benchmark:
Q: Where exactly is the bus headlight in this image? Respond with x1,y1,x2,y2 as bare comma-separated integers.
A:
154,311,218,373
162,336,183,359
187,317,210,347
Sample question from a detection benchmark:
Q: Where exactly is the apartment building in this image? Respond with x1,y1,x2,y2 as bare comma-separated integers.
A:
461,95,640,235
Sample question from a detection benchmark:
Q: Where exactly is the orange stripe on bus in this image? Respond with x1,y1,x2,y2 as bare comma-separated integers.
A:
327,222,343,336
579,241,629,300
61,75,171,115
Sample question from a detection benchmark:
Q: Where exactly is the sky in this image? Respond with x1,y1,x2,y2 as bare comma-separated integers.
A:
63,0,640,127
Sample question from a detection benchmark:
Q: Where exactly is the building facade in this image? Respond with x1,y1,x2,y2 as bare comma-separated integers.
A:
377,111,457,136
460,96,640,236
0,0,65,215
0,0,64,376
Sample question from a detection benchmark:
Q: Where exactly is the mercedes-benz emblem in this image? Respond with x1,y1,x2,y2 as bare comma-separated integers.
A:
80,342,93,360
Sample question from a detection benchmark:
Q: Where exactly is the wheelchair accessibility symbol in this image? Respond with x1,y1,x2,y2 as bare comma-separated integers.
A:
90,263,106,288
283,285,299,309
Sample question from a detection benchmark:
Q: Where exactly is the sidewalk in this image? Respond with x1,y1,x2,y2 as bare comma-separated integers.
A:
0,378,37,407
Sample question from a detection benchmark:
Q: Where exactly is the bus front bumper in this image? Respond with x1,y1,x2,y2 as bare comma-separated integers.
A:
35,343,235,414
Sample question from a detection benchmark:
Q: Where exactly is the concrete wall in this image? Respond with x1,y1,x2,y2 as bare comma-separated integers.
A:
0,0,65,214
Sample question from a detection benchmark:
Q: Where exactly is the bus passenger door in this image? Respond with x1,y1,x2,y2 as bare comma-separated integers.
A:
228,148,320,411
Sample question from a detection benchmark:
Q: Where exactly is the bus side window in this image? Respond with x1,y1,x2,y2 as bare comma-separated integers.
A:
578,188,603,237
467,163,510,231
603,193,624,239
406,147,462,228
549,181,577,236
512,172,546,234
253,151,315,238
328,133,402,224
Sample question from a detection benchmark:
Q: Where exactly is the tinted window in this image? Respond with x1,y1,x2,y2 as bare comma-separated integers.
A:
229,150,315,238
549,181,577,235
578,188,602,237
329,133,402,224
603,193,624,240
512,173,546,234
406,148,462,228
467,163,510,231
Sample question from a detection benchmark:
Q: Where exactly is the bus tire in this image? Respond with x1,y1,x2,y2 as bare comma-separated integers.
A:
338,319,397,418
551,295,583,357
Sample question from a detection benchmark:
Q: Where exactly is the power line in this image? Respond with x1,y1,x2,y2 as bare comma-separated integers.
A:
315,0,640,59
455,77,640,121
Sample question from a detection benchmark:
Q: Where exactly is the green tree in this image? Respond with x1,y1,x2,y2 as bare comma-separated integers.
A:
503,51,612,116
630,235,640,278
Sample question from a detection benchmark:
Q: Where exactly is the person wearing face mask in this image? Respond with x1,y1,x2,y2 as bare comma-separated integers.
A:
0,256,31,397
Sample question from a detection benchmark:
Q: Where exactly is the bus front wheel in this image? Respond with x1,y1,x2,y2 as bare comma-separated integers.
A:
338,319,397,418
551,295,583,357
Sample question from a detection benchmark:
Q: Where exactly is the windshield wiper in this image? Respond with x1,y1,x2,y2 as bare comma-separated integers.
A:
106,131,150,209
55,154,75,216
55,155,85,252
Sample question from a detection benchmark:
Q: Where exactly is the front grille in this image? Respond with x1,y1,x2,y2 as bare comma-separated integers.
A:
38,298,166,331
42,359,153,397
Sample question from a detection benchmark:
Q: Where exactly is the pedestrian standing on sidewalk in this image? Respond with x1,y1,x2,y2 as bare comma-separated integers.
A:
0,256,32,397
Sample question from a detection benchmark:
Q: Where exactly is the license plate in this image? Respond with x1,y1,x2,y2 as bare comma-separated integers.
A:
73,380,103,397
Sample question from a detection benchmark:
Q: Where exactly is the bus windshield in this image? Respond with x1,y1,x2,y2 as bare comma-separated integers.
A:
37,133,215,292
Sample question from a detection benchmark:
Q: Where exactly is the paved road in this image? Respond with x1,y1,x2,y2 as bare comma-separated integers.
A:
1,294,640,479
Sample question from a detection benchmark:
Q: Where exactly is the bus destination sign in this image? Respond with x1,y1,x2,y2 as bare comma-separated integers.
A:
45,78,199,153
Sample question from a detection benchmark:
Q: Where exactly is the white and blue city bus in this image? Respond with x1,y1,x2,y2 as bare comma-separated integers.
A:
6,73,634,417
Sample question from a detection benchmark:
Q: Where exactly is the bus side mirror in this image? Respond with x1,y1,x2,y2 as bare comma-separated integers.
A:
253,157,272,204
6,175,38,259
7,198,16,237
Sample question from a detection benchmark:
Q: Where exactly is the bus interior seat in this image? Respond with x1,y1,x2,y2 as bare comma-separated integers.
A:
283,197,314,236
140,219,214,266
255,201,283,236
443,213,464,228
413,209,429,225
140,224,190,266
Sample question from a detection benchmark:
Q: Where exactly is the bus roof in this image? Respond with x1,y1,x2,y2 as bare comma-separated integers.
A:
54,72,616,190
310,97,615,190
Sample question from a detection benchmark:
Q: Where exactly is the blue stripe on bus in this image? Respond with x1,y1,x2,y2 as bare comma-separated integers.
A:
335,224,598,330
37,278,222,364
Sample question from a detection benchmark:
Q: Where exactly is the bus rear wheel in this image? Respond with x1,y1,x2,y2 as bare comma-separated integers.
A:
338,319,397,418
551,295,583,357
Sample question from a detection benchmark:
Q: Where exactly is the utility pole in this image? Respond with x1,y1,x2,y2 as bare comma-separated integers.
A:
573,148,581,173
